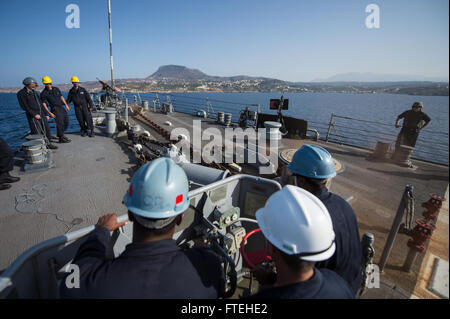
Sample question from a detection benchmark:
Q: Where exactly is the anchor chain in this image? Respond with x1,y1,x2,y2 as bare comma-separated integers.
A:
405,188,416,231
131,109,234,174
399,186,416,234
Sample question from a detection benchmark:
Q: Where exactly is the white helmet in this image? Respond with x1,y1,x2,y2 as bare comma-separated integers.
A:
256,185,335,262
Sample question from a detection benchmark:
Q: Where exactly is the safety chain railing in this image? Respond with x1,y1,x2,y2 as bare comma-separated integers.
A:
379,185,446,274
0,110,81,151
323,113,449,165
378,185,415,272
123,92,260,123
121,94,448,165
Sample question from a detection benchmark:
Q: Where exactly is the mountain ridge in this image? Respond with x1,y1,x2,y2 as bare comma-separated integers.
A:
0,65,447,96
147,65,209,81
147,65,275,82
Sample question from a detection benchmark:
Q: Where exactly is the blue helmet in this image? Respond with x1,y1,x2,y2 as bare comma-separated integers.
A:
123,158,190,219
287,144,336,179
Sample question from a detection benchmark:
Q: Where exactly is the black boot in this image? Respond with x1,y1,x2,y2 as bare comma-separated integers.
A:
59,136,71,143
0,184,11,191
0,172,20,184
88,130,95,138
81,131,87,137
47,143,58,150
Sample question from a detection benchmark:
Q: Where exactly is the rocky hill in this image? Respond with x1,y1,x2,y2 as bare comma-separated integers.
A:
0,65,447,96
147,65,210,81
146,65,272,82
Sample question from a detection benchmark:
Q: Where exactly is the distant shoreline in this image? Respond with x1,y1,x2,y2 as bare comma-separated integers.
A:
2,65,448,95
0,88,448,96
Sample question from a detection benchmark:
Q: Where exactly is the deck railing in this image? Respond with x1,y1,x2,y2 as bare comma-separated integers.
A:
131,93,447,166
322,113,449,165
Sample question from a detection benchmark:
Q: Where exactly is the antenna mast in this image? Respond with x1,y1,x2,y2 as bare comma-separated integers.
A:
107,0,115,90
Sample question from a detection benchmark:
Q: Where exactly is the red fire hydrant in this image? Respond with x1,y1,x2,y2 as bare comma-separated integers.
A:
421,193,446,221
402,192,445,272
407,219,436,253
403,218,436,272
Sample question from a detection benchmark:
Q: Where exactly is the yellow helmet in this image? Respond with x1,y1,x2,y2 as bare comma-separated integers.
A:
71,76,80,83
42,76,52,84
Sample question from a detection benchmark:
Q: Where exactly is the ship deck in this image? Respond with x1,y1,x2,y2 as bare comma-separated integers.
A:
0,107,448,298
132,108,449,298
0,126,135,272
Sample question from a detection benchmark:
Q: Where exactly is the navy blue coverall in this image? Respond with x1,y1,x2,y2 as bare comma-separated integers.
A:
40,87,69,138
41,87,69,137
313,187,362,295
0,138,14,174
246,268,354,299
17,87,52,140
66,86,94,134
59,226,225,299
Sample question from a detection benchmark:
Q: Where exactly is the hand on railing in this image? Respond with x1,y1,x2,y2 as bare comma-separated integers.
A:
96,213,128,232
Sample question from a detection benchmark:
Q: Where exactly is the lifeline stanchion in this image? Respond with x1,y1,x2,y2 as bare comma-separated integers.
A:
379,185,414,272
125,98,128,123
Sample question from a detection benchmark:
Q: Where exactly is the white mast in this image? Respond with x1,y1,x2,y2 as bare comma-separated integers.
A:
107,0,115,90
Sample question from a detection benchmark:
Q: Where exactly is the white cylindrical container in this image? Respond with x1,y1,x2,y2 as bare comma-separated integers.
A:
102,110,117,136
264,121,282,148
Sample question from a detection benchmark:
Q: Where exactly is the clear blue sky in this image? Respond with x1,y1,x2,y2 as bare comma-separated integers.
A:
0,0,448,86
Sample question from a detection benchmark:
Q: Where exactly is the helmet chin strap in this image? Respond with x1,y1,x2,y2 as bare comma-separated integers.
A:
283,167,298,187
292,175,298,187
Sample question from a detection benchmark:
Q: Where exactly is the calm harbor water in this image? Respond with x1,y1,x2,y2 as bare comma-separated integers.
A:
1,91,448,165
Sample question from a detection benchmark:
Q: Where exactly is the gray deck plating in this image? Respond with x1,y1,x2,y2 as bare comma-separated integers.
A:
135,109,449,297
0,128,135,271
428,257,449,299
0,107,448,297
